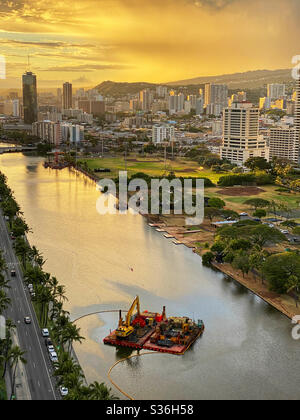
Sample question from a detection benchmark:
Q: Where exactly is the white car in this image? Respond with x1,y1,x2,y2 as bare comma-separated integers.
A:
268,224,275,228
41,328,50,337
48,345,55,353
280,230,289,235
59,386,69,397
239,212,248,217
49,351,58,363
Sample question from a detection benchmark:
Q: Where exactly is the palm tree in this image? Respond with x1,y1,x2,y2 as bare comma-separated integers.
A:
1,320,15,379
9,346,26,400
35,285,53,327
0,290,11,314
14,237,31,268
0,274,10,290
62,323,85,354
88,381,118,400
30,246,46,268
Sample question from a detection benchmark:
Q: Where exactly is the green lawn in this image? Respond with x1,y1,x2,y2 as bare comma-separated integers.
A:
205,185,300,212
79,156,228,183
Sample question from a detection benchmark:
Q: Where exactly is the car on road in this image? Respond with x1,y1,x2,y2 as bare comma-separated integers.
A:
42,328,50,337
4,216,9,221
10,270,16,277
49,351,58,363
59,387,69,397
239,212,249,217
280,229,289,235
24,317,31,324
45,338,53,347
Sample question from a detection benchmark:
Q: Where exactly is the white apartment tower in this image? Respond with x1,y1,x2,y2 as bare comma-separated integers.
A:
295,75,300,163
220,103,269,166
269,127,299,164
152,125,175,144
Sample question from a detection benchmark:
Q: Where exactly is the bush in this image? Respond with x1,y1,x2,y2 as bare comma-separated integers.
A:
208,197,226,209
293,227,300,236
253,209,266,218
211,242,226,254
202,252,214,266
218,174,256,187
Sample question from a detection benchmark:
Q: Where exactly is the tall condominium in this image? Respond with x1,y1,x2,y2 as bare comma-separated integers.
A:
63,82,73,110
139,89,152,111
295,75,300,163
169,93,185,114
220,103,269,166
204,83,228,107
22,71,37,124
267,83,286,100
152,124,175,144
269,127,299,164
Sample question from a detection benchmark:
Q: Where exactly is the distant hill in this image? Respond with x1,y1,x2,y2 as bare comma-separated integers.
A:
94,80,159,97
94,69,295,99
167,69,293,89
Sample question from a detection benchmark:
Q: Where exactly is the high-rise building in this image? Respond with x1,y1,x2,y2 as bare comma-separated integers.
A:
152,124,175,144
204,83,228,114
220,103,269,166
195,97,204,116
269,127,299,163
267,84,286,100
168,93,185,114
63,82,73,110
12,99,20,117
295,75,300,163
22,71,38,124
139,89,152,111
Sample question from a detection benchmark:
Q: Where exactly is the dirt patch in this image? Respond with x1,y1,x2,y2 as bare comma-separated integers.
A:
217,186,266,196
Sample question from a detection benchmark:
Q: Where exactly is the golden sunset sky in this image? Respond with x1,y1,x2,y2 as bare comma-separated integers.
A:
0,0,299,88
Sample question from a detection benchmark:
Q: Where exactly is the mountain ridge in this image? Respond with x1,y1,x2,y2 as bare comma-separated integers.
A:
94,69,294,97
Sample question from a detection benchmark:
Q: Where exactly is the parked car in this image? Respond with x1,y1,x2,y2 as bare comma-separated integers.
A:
10,270,16,277
49,351,58,363
59,387,69,397
280,229,289,235
239,212,249,217
41,328,50,337
48,345,55,353
45,338,53,347
24,317,31,324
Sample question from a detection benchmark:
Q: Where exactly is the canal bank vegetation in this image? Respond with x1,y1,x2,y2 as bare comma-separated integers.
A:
0,170,118,400
202,219,300,315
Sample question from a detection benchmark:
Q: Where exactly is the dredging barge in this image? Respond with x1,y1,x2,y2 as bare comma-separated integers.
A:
103,296,205,355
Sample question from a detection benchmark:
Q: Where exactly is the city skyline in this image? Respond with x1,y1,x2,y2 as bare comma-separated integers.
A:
0,0,299,88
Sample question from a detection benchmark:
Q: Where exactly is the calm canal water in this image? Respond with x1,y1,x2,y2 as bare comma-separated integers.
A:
0,151,299,400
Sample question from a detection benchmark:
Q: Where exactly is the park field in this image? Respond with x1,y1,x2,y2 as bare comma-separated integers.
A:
79,156,300,215
79,156,227,184
205,185,300,212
